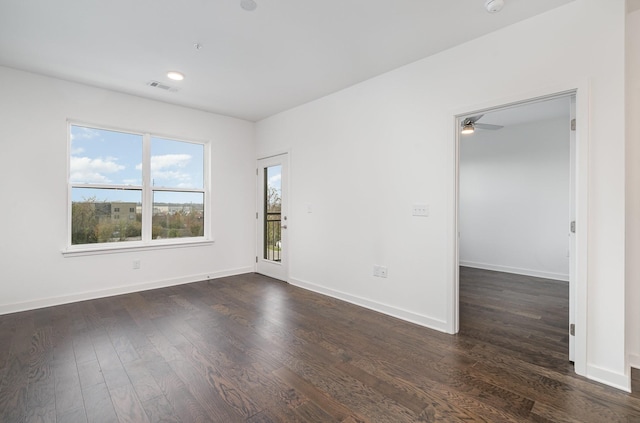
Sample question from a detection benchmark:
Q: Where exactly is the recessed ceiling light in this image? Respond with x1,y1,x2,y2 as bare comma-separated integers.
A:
240,0,257,11
167,71,185,81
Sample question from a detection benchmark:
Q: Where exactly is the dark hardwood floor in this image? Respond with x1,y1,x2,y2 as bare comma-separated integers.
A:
1,269,640,422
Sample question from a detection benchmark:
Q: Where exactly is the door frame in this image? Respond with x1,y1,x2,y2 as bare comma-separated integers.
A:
256,151,290,282
449,82,589,377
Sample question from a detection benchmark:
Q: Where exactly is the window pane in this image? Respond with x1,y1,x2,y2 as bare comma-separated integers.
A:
71,188,142,245
152,191,204,239
263,165,282,261
150,137,204,189
70,125,142,186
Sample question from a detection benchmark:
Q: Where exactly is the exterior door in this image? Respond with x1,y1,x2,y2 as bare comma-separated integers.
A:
256,154,289,281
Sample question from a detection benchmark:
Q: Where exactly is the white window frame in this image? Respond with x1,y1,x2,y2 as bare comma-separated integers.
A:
63,121,212,257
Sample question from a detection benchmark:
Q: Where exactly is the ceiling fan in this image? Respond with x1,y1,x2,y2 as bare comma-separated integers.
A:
460,114,503,134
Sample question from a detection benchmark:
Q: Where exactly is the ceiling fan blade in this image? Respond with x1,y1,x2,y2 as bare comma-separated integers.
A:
465,114,484,124
475,123,503,130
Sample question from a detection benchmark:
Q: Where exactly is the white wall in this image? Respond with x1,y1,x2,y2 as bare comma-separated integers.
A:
626,9,640,369
256,0,627,389
459,117,570,281
0,66,256,313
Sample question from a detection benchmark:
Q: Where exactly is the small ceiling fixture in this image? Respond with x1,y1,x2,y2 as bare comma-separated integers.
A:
167,71,185,81
485,0,505,13
461,122,475,134
461,114,503,134
240,0,257,11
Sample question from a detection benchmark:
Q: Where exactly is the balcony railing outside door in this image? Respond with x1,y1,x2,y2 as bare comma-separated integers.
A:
264,213,281,262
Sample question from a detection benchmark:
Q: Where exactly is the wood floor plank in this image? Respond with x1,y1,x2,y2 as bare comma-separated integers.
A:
177,327,283,413
82,382,119,423
272,366,364,422
167,351,249,421
145,360,215,423
0,353,28,422
347,351,527,422
25,327,56,423
57,406,89,423
122,358,164,403
53,360,86,420
140,394,180,423
110,383,151,423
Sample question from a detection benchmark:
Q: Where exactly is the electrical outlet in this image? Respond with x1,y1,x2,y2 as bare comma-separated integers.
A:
373,265,387,278
412,204,429,217
379,266,388,278
133,259,141,270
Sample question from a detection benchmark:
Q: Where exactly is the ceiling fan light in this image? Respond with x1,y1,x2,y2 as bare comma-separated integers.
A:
461,123,475,134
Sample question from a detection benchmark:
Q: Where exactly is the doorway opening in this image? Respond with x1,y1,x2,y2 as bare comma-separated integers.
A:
453,90,586,374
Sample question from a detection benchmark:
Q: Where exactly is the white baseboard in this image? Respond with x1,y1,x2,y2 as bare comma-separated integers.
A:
0,266,254,316
289,277,449,333
459,260,569,282
587,364,631,392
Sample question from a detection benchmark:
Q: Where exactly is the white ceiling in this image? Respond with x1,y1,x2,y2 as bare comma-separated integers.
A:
0,0,574,121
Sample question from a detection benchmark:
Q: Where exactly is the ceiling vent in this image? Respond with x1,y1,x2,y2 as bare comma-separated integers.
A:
147,81,179,92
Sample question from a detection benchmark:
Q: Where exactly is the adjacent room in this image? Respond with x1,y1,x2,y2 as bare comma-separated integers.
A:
1,0,640,421
458,96,575,368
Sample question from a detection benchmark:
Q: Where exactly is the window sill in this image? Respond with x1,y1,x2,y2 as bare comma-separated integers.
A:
62,239,215,257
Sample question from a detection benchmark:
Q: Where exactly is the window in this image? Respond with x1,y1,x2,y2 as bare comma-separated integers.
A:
68,124,207,251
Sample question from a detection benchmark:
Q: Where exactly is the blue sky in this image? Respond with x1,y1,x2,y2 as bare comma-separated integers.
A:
267,165,281,193
70,126,204,203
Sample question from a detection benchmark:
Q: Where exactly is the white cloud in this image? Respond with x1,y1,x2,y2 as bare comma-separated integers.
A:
70,171,110,184
175,182,195,188
122,179,140,186
153,170,191,181
70,127,100,141
136,154,195,187
152,170,193,188
152,154,191,170
70,156,125,183
71,147,85,155
268,173,281,185
136,154,192,171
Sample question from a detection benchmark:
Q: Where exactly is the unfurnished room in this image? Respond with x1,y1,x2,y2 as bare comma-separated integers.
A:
1,0,640,421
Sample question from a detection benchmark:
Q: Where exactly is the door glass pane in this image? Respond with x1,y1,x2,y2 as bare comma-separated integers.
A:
264,165,282,261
